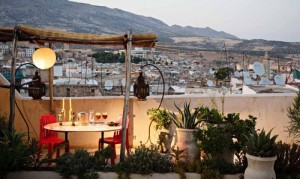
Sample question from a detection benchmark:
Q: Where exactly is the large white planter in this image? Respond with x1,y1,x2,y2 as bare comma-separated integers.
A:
244,153,277,179
175,128,200,161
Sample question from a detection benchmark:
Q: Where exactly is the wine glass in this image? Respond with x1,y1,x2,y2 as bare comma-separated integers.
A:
102,112,108,120
89,110,94,125
95,112,101,120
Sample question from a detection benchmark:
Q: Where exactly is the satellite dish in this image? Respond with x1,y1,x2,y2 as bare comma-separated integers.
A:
121,78,126,87
260,77,270,85
220,86,228,91
253,62,265,76
207,80,214,87
244,76,252,85
234,71,241,78
104,80,113,90
243,71,250,77
274,74,285,85
252,73,257,79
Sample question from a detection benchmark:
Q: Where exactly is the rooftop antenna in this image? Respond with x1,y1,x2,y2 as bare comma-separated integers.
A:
85,58,87,85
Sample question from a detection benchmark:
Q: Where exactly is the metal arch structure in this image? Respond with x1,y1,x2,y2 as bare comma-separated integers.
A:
138,63,165,146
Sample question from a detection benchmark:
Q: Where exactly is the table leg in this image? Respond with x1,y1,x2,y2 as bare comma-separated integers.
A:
65,132,69,153
101,131,104,150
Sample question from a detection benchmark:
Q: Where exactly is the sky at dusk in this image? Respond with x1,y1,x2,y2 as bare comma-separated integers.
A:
70,0,300,42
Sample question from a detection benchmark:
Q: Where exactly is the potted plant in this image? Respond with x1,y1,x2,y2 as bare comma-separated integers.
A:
147,108,174,153
287,91,300,142
195,109,257,164
169,101,202,161
244,128,278,179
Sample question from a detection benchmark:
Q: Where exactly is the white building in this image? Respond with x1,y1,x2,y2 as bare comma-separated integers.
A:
26,48,35,57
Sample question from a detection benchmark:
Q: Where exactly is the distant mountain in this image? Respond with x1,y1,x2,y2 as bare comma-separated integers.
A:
0,0,238,42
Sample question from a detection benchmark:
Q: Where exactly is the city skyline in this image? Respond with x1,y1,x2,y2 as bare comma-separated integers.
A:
71,0,300,42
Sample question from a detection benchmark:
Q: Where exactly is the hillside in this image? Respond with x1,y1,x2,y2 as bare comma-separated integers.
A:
0,0,238,42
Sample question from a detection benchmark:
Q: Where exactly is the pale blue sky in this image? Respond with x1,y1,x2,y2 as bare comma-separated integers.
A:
71,0,300,42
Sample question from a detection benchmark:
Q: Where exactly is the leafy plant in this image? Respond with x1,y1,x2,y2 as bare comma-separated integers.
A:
244,128,278,157
197,106,223,124
115,143,174,175
287,91,300,142
0,114,8,139
147,108,173,130
275,141,300,176
170,146,185,164
55,149,98,179
201,167,224,179
195,126,231,159
0,130,49,178
194,110,256,164
93,145,114,171
169,102,202,129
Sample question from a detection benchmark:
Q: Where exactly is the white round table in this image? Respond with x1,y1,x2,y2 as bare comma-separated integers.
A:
44,122,122,152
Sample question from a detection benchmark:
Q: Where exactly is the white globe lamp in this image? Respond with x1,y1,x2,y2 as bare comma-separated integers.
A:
32,48,56,69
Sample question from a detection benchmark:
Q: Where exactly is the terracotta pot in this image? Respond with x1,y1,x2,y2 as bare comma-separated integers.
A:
175,128,200,161
244,153,277,179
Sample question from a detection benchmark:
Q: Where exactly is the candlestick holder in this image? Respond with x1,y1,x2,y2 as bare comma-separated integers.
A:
58,112,62,126
71,112,76,126
61,108,65,122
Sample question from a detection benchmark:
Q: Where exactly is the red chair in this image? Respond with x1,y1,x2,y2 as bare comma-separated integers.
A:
39,114,67,160
98,115,130,164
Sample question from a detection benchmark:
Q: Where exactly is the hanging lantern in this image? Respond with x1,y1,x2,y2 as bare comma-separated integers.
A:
28,70,46,100
32,47,56,69
134,71,149,101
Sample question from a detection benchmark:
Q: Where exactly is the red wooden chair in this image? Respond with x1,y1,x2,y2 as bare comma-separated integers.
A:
98,115,130,164
39,114,68,160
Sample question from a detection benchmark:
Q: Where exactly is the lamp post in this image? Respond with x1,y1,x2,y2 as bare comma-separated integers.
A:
134,63,165,146
133,64,165,108
3,46,56,133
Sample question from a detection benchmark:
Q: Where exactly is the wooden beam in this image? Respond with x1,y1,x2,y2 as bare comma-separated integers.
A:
120,30,132,162
8,27,18,132
49,43,54,114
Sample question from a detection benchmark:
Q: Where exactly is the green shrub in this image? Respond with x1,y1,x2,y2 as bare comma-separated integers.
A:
169,102,202,129
93,145,114,171
55,149,98,179
201,158,241,174
0,114,8,139
201,167,224,179
275,141,300,176
147,108,173,130
115,143,174,175
0,130,47,178
287,91,300,142
244,128,278,157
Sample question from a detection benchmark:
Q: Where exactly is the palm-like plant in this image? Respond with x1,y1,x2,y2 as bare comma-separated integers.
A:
244,128,278,157
169,102,201,129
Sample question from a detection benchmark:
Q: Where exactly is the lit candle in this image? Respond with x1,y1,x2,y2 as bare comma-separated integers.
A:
70,98,72,110
62,98,65,110
69,98,72,122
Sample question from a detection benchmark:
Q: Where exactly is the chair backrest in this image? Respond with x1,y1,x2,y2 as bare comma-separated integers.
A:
40,114,58,140
116,114,130,128
114,115,130,140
